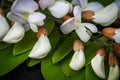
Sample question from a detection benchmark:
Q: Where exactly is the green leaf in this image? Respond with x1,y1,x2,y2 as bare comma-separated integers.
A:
45,19,55,34
13,31,37,55
0,42,12,51
84,41,99,66
0,46,29,76
52,34,77,64
85,64,102,80
27,58,41,67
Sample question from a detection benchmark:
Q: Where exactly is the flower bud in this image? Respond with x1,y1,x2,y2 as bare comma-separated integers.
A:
73,39,84,51
0,7,4,15
36,27,48,38
82,10,94,21
113,43,120,55
91,48,106,79
63,15,71,21
108,53,119,80
102,27,115,40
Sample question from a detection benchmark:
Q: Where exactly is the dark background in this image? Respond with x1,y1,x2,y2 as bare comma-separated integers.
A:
0,62,44,80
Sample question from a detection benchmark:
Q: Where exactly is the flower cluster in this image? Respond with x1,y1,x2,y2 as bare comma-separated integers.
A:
0,0,120,79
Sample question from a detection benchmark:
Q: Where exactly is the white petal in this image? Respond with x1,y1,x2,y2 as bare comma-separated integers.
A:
29,35,51,59
7,12,28,24
11,0,38,13
69,50,85,70
79,0,88,9
93,3,119,26
3,22,25,43
29,23,38,32
83,2,103,12
0,16,10,40
91,54,106,79
48,1,70,18
108,65,119,80
82,23,98,33
60,18,76,34
113,29,120,43
38,0,55,10
75,26,90,42
28,12,46,26
115,0,120,8
73,6,81,19
71,0,80,5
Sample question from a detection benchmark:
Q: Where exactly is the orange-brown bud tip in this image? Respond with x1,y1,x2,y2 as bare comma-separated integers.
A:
102,27,115,40
63,15,71,21
11,21,15,26
73,39,84,51
0,7,4,15
82,10,94,21
109,53,119,67
96,48,105,56
36,27,48,38
113,43,120,55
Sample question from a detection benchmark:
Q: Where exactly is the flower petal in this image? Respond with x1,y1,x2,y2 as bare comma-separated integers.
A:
91,54,106,79
115,0,120,19
48,1,70,18
0,16,10,40
83,2,103,12
60,18,76,34
29,23,38,32
113,29,120,43
73,6,81,19
29,35,51,59
93,2,119,26
28,12,46,26
2,22,25,43
82,23,98,33
7,12,28,24
11,0,38,13
75,26,90,42
69,50,85,70
38,0,55,10
79,0,88,9
108,65,119,80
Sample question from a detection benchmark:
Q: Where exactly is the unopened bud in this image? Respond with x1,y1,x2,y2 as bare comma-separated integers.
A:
82,10,94,21
113,43,120,55
102,27,115,40
0,7,4,15
63,15,71,21
73,39,84,51
36,27,48,38
96,48,105,56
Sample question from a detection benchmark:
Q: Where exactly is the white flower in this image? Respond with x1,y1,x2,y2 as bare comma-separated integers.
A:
115,0,120,19
93,2,119,26
48,0,72,18
113,29,120,43
38,0,55,10
0,15,10,40
69,39,85,70
7,0,46,32
91,48,106,79
29,35,51,59
2,22,25,43
60,6,97,42
69,50,85,70
108,53,119,80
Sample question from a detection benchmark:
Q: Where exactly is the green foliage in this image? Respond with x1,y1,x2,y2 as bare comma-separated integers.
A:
0,46,29,76
13,31,37,55
27,58,41,67
0,41,12,50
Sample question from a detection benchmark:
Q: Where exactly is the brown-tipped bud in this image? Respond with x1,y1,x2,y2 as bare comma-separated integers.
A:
63,15,71,21
11,21,15,26
102,27,115,40
96,48,105,56
113,19,120,26
113,43,120,55
36,27,48,38
73,39,84,51
0,7,4,15
82,10,94,21
109,53,119,67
